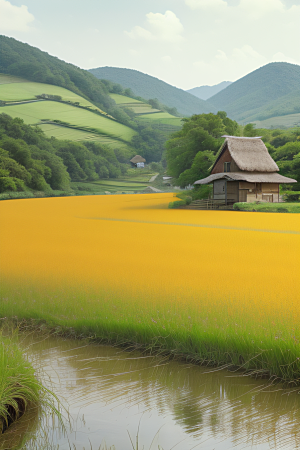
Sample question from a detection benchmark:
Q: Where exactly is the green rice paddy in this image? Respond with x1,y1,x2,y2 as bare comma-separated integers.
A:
109,92,181,125
138,112,183,126
93,180,148,187
0,74,98,108
0,74,137,145
38,123,131,149
71,178,151,195
2,101,136,142
109,93,142,104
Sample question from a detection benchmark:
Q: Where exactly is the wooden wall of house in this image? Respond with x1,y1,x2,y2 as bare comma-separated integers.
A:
211,145,240,174
246,183,279,203
213,180,239,203
213,179,226,200
227,181,239,203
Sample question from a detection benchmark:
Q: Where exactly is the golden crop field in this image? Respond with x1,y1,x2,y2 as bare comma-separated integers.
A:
0,194,299,380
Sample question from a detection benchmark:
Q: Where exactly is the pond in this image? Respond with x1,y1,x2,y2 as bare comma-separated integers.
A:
2,334,300,450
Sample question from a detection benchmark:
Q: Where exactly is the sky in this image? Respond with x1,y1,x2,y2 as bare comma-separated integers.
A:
0,0,300,90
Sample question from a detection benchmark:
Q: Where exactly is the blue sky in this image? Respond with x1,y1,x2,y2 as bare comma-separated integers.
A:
1,0,300,89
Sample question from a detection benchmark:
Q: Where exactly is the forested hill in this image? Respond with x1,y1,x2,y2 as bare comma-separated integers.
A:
209,62,300,123
0,35,115,112
89,67,216,117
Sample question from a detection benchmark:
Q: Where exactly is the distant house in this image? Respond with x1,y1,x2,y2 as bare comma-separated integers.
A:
163,176,172,186
130,155,146,168
194,136,297,204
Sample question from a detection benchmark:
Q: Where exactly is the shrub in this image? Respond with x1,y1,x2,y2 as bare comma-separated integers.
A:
168,200,186,209
282,191,300,202
0,177,16,192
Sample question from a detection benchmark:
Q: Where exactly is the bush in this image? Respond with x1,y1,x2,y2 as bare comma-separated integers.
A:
0,177,16,192
168,200,186,209
282,191,300,202
149,162,163,172
233,202,300,213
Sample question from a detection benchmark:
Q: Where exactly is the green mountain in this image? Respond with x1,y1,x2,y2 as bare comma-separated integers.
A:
0,36,172,164
186,81,232,100
209,62,300,123
89,67,216,117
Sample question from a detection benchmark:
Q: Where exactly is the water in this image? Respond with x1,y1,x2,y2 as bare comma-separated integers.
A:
2,334,300,450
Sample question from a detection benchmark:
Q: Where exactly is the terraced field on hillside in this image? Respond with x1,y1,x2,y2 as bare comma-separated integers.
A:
3,101,135,141
0,74,106,111
0,74,136,148
110,93,182,127
138,112,183,126
38,123,130,149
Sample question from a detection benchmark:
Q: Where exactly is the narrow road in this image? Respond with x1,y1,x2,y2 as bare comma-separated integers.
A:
149,174,159,182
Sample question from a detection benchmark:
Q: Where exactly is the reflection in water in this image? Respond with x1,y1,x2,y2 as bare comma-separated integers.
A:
3,334,300,450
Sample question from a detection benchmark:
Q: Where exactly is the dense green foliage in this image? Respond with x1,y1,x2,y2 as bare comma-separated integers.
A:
0,114,128,193
166,112,239,187
243,124,300,191
233,202,300,213
209,63,300,123
89,66,216,117
131,125,166,163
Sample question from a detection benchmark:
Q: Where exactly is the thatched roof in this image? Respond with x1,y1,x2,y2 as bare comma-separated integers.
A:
211,136,279,173
194,172,297,185
130,155,146,163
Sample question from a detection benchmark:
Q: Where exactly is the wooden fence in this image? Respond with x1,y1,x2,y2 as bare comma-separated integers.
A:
185,199,235,210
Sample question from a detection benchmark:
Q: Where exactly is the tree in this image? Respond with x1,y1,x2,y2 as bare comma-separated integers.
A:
177,150,215,187
166,127,217,179
243,123,257,137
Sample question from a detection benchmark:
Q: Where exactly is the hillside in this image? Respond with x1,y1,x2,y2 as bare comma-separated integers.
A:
209,62,300,123
89,67,216,117
109,93,182,135
0,74,135,156
186,81,232,100
0,36,118,113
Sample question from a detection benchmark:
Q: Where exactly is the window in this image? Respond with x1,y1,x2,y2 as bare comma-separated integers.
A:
224,162,231,172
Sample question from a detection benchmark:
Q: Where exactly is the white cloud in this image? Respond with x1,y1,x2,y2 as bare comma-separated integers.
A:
0,0,34,32
238,0,285,18
126,10,184,43
272,52,298,64
185,0,227,12
161,55,172,63
215,50,228,61
232,45,265,62
126,26,154,41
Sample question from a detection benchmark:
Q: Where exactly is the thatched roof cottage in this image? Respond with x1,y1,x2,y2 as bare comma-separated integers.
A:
194,136,297,204
130,155,146,168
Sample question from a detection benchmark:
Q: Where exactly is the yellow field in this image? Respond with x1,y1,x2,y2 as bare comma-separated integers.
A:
0,194,299,379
